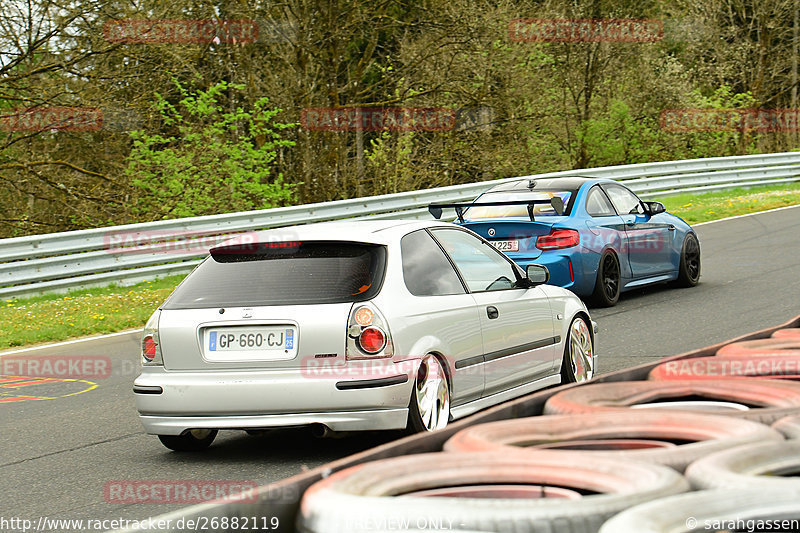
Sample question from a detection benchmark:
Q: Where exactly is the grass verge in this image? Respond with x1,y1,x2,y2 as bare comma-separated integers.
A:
1,181,799,350
660,182,800,224
0,275,186,350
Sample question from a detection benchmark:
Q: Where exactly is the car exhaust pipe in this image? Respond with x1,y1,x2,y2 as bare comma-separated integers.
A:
310,424,333,438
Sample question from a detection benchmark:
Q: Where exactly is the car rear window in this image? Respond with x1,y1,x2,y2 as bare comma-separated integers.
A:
163,241,386,309
464,190,575,220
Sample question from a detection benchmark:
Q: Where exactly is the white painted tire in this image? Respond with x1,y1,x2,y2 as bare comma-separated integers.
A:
599,488,800,533
685,440,800,490
298,452,688,533
544,379,800,425
443,411,782,472
773,415,800,439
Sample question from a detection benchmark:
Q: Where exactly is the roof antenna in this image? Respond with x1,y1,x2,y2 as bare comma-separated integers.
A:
527,180,537,189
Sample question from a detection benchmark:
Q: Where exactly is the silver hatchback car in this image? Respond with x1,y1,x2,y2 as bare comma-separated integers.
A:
134,220,597,451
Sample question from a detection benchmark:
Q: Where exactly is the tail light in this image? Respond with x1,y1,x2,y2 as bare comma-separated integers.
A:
142,336,157,360
347,304,393,360
359,327,386,354
536,229,580,250
141,311,163,365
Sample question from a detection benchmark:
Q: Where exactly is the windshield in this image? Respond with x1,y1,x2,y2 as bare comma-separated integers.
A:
163,241,386,309
463,190,575,220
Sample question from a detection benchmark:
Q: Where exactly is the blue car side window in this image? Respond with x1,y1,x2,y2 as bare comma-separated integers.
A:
586,186,616,217
603,184,645,215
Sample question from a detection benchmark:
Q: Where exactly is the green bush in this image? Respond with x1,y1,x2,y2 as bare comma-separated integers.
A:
127,80,297,219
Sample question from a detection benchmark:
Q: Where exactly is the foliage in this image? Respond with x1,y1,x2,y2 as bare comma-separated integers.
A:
2,0,800,236
126,81,297,219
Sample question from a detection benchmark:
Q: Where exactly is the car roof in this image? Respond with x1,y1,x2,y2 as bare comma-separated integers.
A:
485,176,601,193
217,219,450,247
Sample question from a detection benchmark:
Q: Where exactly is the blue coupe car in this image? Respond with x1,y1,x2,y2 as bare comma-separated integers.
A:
429,177,700,306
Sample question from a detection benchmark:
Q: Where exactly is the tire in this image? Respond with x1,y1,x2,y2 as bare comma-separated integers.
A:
648,355,800,381
599,488,800,533
716,338,800,358
298,452,688,533
773,416,800,439
591,251,620,307
158,429,217,451
543,379,800,424
774,328,800,339
674,232,700,287
443,411,782,472
561,315,595,383
407,354,450,433
685,440,800,490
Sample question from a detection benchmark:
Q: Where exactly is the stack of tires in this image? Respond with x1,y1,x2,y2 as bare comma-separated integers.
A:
298,328,800,533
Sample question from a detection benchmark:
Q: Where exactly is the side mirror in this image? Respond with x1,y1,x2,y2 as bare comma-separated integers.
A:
526,264,550,286
644,201,666,215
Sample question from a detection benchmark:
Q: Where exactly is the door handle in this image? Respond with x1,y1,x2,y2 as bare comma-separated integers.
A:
486,306,499,319
667,224,676,231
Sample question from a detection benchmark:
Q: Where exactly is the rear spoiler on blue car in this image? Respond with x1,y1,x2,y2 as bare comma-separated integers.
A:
428,197,564,222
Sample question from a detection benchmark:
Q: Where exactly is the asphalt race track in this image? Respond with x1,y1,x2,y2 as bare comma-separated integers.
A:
1,205,799,531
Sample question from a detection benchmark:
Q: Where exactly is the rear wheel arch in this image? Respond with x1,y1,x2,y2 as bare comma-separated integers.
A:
420,350,454,392
573,311,594,345
593,246,621,281
432,351,453,390
405,338,454,387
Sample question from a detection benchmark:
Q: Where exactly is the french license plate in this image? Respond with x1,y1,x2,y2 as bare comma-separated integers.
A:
205,326,296,361
490,240,519,252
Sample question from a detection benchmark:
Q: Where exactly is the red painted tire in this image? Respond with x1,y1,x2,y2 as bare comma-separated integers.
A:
773,328,800,339
716,338,800,358
543,379,800,424
773,416,800,439
686,441,800,490
648,355,800,381
443,411,782,472
298,452,688,533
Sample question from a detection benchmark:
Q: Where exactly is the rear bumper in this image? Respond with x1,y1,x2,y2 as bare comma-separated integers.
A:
139,409,409,435
134,363,415,434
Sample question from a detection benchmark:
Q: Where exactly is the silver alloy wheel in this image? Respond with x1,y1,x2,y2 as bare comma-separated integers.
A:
569,318,594,382
415,355,450,431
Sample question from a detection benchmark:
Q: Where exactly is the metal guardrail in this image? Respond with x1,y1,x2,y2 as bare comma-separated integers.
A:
2,151,800,299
